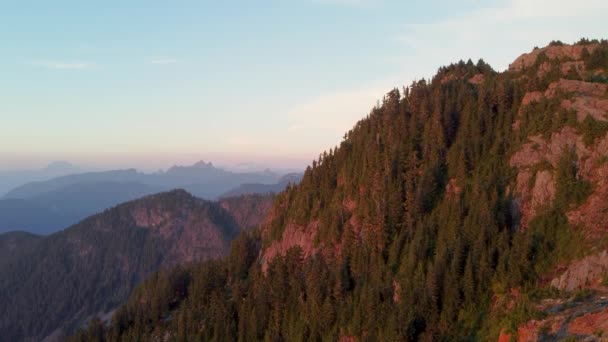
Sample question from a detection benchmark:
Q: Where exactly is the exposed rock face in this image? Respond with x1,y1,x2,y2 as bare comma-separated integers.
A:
510,127,588,228
561,95,608,122
501,44,608,340
551,250,608,291
561,61,586,77
568,308,608,335
546,78,607,98
517,79,608,124
511,128,587,169
516,321,541,342
520,91,544,107
468,73,484,85
261,221,319,272
497,330,511,342
546,79,608,122
509,44,598,71
501,292,608,341
510,125,608,231
568,163,608,239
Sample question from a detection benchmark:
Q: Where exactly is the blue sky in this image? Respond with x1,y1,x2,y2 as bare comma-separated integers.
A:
1,0,607,171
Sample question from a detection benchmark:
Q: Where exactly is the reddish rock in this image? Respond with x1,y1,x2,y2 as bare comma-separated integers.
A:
497,329,512,342
440,73,458,84
561,96,608,122
261,221,320,272
561,61,586,77
521,91,544,106
545,79,607,98
551,250,608,291
508,125,605,229
393,280,401,303
568,163,608,239
446,178,462,197
468,73,485,85
537,61,552,78
568,308,608,335
509,44,597,71
517,320,541,342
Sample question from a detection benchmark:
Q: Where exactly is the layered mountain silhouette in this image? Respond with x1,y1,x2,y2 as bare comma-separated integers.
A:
0,189,274,341
0,161,296,235
220,172,303,197
0,161,83,197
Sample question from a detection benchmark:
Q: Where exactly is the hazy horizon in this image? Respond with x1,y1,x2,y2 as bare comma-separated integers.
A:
2,0,607,170
0,155,305,174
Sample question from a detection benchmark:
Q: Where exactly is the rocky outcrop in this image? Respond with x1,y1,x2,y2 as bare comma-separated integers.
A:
511,127,587,169
510,127,587,228
545,78,607,98
561,61,586,77
261,221,319,272
568,162,608,239
568,308,608,335
509,44,598,71
551,250,608,291
499,292,608,341
517,79,608,123
561,93,608,122
468,73,484,85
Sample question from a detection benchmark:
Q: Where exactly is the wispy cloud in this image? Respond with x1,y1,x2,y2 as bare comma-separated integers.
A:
286,84,388,135
398,0,608,71
148,58,180,65
31,60,96,70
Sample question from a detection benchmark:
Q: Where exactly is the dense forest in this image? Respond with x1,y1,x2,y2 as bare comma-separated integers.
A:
71,39,608,341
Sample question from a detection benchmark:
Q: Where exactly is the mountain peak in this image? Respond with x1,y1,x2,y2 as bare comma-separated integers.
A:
44,161,76,171
193,160,214,168
508,39,604,71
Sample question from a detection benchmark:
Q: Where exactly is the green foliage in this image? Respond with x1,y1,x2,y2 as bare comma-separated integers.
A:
577,38,600,45
516,95,576,142
586,44,608,70
555,148,592,209
578,115,608,146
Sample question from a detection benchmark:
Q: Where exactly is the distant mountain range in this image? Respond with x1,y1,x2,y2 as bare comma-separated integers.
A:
0,161,300,235
0,161,84,197
219,172,303,197
0,190,274,342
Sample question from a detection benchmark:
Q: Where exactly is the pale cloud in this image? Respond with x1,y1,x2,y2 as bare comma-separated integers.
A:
287,124,304,132
287,87,383,133
148,58,180,65
399,0,608,72
31,60,96,70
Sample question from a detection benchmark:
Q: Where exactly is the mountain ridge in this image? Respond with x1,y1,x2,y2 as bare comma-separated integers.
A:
0,189,274,341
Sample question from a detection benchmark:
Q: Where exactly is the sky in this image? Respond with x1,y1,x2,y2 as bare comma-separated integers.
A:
1,0,607,171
